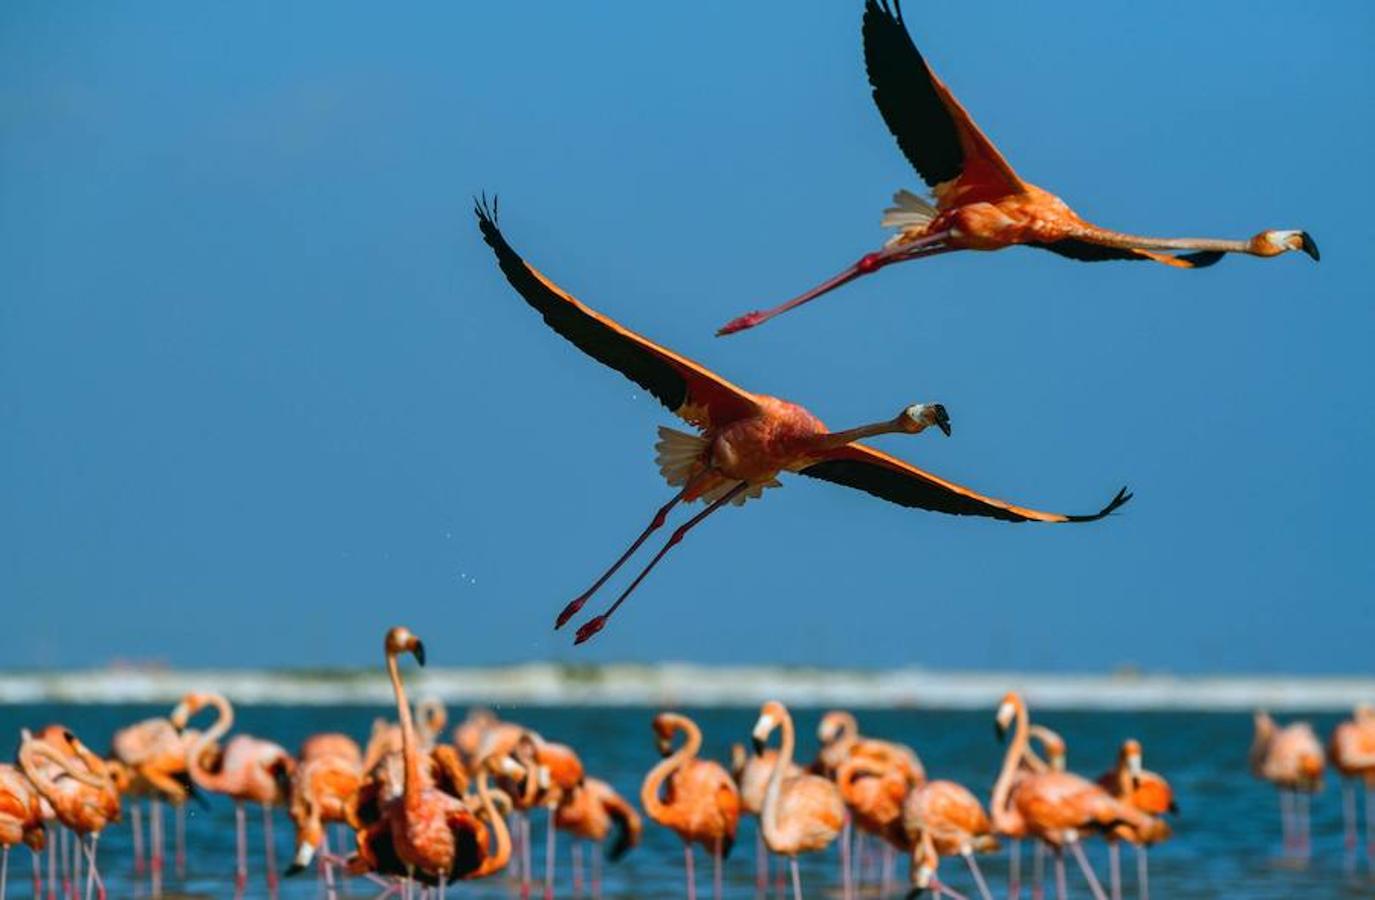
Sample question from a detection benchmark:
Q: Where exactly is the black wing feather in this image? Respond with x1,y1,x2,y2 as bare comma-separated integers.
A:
475,197,687,414
1035,239,1226,268
801,458,1034,522
863,0,965,189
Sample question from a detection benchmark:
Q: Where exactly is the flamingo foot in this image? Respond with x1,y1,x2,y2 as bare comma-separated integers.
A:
555,596,588,630
574,615,609,645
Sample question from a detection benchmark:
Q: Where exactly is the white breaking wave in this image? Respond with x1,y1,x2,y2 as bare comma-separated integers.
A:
1,664,1371,711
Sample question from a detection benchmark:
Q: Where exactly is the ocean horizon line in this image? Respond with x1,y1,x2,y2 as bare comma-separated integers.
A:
2,662,1371,711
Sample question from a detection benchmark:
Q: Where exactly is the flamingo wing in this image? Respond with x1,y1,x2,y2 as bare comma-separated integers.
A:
799,443,1130,523
1034,239,1226,269
863,0,1026,207
477,199,760,430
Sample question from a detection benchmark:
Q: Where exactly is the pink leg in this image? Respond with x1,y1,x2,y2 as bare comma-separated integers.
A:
838,816,850,900
2,845,9,900
571,842,583,897
1342,780,1357,867
1107,841,1120,900
574,482,747,644
1068,841,1107,900
262,804,279,894
1053,847,1066,900
932,879,971,900
520,815,532,900
150,799,164,897
321,829,337,900
82,834,104,900
1032,840,1044,900
882,842,896,895
713,836,723,900
756,828,768,896
1007,838,1021,900
33,845,43,899
234,802,248,893
1365,785,1375,871
788,857,802,900
130,803,145,877
963,850,994,900
683,843,696,900
175,803,186,879
59,827,70,900
544,803,555,900
555,481,696,628
47,828,57,900
72,831,81,900
1134,844,1149,900
591,843,602,898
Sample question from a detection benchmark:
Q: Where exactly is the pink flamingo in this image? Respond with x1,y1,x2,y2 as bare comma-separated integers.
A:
1330,705,1375,869
1250,710,1324,860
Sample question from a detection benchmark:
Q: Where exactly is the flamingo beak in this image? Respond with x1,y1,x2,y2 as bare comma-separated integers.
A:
1300,232,1320,261
285,841,315,876
412,640,426,667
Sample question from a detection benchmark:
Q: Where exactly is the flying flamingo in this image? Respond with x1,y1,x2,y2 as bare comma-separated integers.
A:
1,759,52,900
349,626,496,894
170,692,293,894
717,0,1319,336
991,694,1167,900
1329,705,1375,869
896,771,998,900
553,777,642,896
1097,739,1176,900
477,198,1129,644
731,742,801,893
641,712,741,900
1250,710,1324,860
751,701,846,900
18,729,117,900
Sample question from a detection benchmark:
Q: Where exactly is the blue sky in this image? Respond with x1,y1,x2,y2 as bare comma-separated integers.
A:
2,2,1371,672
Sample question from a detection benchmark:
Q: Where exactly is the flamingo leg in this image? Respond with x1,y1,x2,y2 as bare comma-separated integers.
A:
591,841,602,898
262,804,280,894
234,801,248,893
789,856,802,900
32,845,42,899
684,843,696,900
932,879,971,900
1007,838,1020,900
1296,791,1311,860
555,479,699,629
175,802,186,879
544,803,555,900
82,834,104,900
150,799,164,897
838,816,850,900
1068,840,1107,900
1052,847,1066,900
1031,840,1044,900
2,845,9,900
571,842,583,897
130,803,144,877
1277,789,1292,855
962,849,994,900
520,814,532,900
72,831,81,900
1342,780,1357,868
574,482,747,644
59,825,70,900
1134,844,1149,900
1107,841,1120,900
716,236,954,336
321,828,337,900
1365,784,1375,871
47,827,56,900
882,841,896,895
757,827,769,896
713,836,723,900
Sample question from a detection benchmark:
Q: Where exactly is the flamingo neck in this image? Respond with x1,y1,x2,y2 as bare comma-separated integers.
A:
990,700,1029,834
640,717,699,826
20,739,106,794
387,651,422,808
188,694,234,793
761,710,796,851
814,417,911,452
1084,228,1251,254
472,766,511,877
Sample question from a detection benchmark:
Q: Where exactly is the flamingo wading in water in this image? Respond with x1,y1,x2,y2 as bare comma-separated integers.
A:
717,0,1318,335
477,198,1130,643
1329,705,1375,869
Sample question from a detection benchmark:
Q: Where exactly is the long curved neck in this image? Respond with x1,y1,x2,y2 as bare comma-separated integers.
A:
761,710,796,851
1082,227,1251,254
471,767,511,878
386,650,421,808
20,740,107,795
640,718,699,825
188,694,234,792
815,417,911,452
990,700,1029,833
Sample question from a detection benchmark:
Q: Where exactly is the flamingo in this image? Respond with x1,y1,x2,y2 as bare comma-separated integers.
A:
834,752,911,896
348,626,493,894
1097,739,1176,900
990,694,1167,900
553,777,642,896
170,692,293,894
18,730,117,900
717,0,1319,336
284,734,364,892
1330,705,1375,869
897,774,998,900
1014,723,1068,898
110,713,208,889
751,701,846,900
1,759,51,900
452,708,501,775
477,198,1130,644
816,711,925,784
1250,710,1324,860
511,732,585,900
415,700,449,751
641,712,741,900
731,742,801,893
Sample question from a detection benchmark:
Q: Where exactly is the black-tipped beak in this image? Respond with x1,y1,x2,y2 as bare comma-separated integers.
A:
995,722,1007,744
1131,775,1141,791
1300,232,1320,262
752,736,766,755
413,641,426,667
655,739,672,758
1169,800,1179,816
936,419,951,437
905,888,926,900
284,863,306,877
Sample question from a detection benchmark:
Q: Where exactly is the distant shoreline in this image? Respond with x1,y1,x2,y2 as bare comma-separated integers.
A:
1,664,1371,711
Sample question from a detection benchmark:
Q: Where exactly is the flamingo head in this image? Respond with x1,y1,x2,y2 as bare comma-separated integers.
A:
752,700,787,754
169,693,213,729
901,403,951,436
994,692,1021,742
384,626,425,666
1249,230,1319,261
650,713,680,757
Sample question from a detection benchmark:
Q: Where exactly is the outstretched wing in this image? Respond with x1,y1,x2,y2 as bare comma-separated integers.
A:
800,443,1130,523
476,198,760,430
863,0,1026,207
